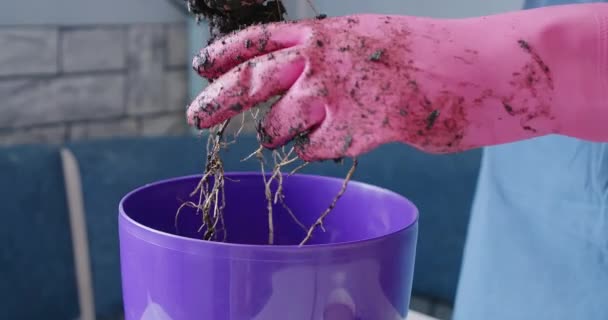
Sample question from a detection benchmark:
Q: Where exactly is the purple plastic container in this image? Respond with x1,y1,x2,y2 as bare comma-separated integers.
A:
118,173,418,320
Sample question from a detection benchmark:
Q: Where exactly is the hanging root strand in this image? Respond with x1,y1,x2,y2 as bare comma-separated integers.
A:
257,148,274,244
174,200,200,234
289,161,309,176
260,146,309,244
270,148,308,234
305,0,320,16
175,119,230,241
177,1,351,244
299,158,358,246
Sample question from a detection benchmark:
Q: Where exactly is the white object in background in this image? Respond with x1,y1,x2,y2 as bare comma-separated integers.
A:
61,148,96,320
408,310,439,320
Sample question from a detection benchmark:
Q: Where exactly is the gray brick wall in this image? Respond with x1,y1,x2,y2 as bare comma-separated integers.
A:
61,27,127,72
0,28,59,76
0,23,189,146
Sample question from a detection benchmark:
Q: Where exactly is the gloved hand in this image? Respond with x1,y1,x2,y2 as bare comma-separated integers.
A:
187,4,608,161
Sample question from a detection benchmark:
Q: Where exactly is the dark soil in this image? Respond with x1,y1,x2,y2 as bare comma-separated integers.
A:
184,0,286,43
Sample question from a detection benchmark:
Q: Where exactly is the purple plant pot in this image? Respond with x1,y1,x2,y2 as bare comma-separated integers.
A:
118,172,418,320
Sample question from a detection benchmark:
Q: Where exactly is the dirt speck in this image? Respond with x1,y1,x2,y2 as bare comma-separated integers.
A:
256,122,273,144
426,109,440,130
230,103,243,112
342,135,353,154
503,102,514,115
369,49,385,62
294,131,311,151
517,39,553,89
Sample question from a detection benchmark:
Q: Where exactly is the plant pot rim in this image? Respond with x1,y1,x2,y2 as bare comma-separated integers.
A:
119,171,419,253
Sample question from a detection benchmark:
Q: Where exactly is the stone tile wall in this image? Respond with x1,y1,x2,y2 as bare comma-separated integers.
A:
0,23,190,146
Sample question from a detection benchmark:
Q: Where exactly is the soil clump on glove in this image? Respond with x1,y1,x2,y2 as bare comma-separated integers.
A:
184,0,286,43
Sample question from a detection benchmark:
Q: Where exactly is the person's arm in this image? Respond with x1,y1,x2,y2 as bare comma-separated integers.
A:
438,3,608,145
187,3,608,161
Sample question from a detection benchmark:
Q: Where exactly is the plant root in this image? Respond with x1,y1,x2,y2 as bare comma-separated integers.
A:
299,158,358,246
185,119,231,241
176,0,349,245
305,0,319,16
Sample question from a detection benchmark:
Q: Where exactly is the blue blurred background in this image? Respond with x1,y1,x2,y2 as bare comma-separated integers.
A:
0,1,523,319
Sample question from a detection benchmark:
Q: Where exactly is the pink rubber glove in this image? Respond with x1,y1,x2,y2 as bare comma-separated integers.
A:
187,3,608,161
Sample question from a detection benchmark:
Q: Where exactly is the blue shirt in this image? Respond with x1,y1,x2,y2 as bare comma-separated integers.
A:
453,1,608,319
